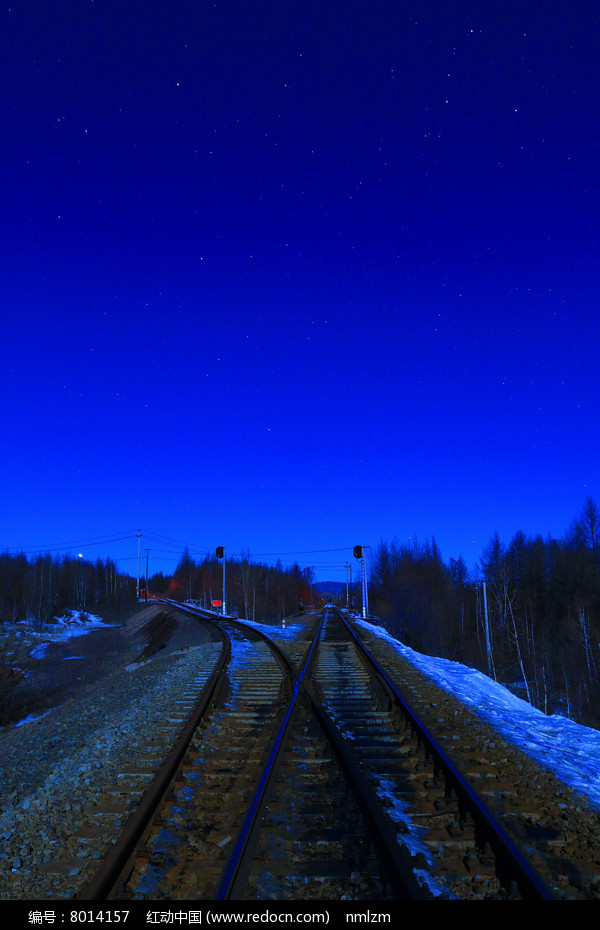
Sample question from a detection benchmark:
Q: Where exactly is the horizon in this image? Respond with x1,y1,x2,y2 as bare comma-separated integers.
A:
2,494,593,588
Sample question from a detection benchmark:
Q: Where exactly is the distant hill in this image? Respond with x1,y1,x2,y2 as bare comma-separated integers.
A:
313,581,346,594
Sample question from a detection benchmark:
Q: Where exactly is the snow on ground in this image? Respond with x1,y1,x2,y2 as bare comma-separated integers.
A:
30,609,113,640
355,617,600,812
1,611,118,723
12,709,55,728
0,610,117,712
0,610,115,651
240,612,600,812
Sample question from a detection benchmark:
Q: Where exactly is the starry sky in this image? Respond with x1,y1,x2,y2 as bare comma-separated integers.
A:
2,0,599,584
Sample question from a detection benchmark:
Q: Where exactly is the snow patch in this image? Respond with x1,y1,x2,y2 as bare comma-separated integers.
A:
357,618,600,810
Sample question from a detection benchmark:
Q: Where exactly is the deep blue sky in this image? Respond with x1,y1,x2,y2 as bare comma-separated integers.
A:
2,1,599,583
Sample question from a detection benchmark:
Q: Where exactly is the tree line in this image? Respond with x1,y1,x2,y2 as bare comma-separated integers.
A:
368,497,600,728
151,548,315,622
0,552,134,628
0,548,316,629
2,497,599,728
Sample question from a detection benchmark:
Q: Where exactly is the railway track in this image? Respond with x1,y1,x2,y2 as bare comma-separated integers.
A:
103,612,422,900
76,603,563,901
306,608,553,899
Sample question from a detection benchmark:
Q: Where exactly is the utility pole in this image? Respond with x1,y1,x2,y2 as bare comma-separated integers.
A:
145,549,150,603
483,581,492,677
136,529,141,601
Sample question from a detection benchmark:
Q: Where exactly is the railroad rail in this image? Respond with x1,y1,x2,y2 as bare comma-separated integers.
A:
79,603,556,900
78,608,230,899
310,607,555,899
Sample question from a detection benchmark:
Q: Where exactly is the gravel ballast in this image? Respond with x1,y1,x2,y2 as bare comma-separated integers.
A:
0,605,223,900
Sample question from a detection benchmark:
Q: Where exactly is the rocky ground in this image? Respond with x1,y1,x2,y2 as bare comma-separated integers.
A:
0,603,222,900
355,623,600,900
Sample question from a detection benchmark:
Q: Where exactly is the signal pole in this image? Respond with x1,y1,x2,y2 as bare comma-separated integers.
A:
354,545,369,619
136,529,141,600
361,551,368,619
145,549,150,603
345,562,351,607
216,547,226,615
222,548,226,615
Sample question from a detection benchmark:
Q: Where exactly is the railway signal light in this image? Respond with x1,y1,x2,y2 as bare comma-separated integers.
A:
216,546,224,559
353,545,363,559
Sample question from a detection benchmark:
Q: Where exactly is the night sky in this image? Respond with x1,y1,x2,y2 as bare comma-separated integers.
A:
2,1,599,584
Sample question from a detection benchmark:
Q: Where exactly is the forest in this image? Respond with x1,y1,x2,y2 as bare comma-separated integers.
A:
151,548,315,622
1,496,599,729
0,552,133,627
0,548,315,628
367,497,600,729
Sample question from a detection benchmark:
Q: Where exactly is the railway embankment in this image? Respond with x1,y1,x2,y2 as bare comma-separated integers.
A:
354,622,600,898
0,604,221,899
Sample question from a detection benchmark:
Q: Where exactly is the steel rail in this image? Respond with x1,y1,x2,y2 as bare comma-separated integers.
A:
334,606,556,901
78,611,231,900
212,612,326,899
213,609,428,900
213,681,304,899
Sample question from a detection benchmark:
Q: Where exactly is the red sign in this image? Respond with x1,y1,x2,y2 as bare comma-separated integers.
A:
212,600,222,607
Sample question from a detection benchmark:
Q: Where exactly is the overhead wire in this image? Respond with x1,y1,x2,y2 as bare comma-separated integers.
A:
3,532,139,555
4,528,362,578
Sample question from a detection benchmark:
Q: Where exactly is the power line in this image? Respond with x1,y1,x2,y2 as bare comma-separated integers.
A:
4,532,138,555
3,527,362,579
248,547,352,556
140,531,355,560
